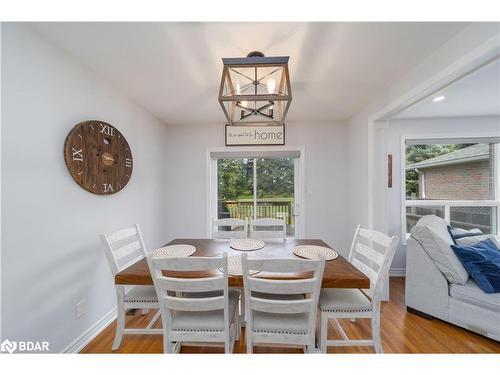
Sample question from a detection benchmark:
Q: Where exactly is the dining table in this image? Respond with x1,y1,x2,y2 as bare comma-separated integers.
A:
115,238,370,289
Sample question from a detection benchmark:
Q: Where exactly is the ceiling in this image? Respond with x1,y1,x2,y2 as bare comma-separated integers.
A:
393,57,500,119
30,22,470,125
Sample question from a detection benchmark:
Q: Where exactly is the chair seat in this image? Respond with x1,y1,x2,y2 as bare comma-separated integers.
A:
124,286,158,303
319,288,372,313
252,311,309,334
171,289,240,332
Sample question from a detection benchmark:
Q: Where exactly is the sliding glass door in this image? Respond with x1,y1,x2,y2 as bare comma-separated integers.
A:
216,156,297,238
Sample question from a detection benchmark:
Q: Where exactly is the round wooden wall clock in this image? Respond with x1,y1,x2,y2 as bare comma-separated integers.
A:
64,120,133,195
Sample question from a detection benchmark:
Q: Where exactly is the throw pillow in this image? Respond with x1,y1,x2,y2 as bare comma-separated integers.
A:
456,234,500,248
451,238,500,294
447,225,483,244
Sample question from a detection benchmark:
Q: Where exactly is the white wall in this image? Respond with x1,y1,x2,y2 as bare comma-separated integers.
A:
347,23,500,266
1,24,169,352
163,121,353,256
386,116,500,271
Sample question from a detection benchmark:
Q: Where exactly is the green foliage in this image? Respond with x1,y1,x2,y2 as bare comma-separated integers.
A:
256,158,294,198
217,158,253,201
405,144,471,197
217,158,294,201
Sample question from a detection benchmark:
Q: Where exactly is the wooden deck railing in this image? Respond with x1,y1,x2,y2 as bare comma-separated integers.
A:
222,198,295,225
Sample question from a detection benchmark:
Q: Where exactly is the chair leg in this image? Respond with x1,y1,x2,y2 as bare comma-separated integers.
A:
112,302,125,351
246,328,253,354
173,342,182,354
164,337,174,353
319,312,328,353
306,337,317,353
240,287,246,327
371,309,383,353
235,315,241,341
225,330,231,354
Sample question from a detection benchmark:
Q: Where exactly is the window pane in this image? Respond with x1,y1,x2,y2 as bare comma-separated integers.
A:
217,158,253,226
406,143,495,200
450,206,497,235
256,157,295,237
406,206,445,233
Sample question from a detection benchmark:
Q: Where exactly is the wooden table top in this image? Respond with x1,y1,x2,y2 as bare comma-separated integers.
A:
115,238,370,289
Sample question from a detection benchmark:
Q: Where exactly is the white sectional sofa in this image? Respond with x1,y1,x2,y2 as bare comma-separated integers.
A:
405,215,500,341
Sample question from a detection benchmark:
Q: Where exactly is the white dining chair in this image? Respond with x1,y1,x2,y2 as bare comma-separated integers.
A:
150,252,240,353
241,254,325,353
318,225,399,353
212,218,248,239
250,218,286,242
101,224,162,350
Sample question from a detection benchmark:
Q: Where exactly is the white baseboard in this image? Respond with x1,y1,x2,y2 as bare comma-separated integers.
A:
389,268,406,277
63,307,117,353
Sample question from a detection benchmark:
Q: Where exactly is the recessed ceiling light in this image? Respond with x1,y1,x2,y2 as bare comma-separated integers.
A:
433,95,446,102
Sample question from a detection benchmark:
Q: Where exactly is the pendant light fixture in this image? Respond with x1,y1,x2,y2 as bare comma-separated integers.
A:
218,51,292,126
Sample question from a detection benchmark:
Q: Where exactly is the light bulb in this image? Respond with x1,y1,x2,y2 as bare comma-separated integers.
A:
241,101,248,108
236,83,241,95
267,78,276,94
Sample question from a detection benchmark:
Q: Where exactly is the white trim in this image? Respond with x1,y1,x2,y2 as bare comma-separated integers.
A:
389,268,406,277
62,307,117,353
253,158,257,220
406,199,499,207
495,144,500,202
0,23,3,343
367,33,500,230
207,158,218,237
206,146,306,238
495,144,500,234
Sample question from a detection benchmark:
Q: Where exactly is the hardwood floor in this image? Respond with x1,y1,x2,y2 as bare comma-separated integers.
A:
81,278,500,354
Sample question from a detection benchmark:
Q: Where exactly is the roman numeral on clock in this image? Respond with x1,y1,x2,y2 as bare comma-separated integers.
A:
99,123,114,136
125,158,132,168
103,183,114,193
72,147,83,162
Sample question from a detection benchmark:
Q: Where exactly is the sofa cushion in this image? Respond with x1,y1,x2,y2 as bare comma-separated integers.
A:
456,234,500,248
451,239,500,294
411,215,469,285
450,279,500,312
447,226,483,244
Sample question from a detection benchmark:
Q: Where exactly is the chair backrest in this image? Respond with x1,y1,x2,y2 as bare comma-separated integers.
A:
250,218,286,241
150,253,229,332
101,224,148,277
241,254,325,334
212,218,248,239
348,225,399,300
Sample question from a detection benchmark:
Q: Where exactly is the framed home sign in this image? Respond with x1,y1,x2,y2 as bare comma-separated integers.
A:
225,124,285,146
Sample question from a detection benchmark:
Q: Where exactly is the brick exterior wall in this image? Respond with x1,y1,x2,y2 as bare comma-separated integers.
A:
421,153,493,200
